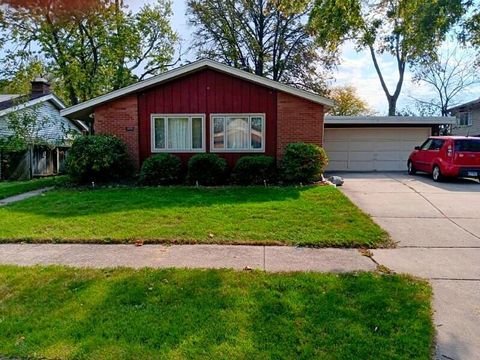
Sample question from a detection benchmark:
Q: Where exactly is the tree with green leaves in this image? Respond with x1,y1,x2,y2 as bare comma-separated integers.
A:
461,3,480,67
187,0,334,94
0,0,178,104
0,59,48,95
462,4,480,47
329,85,374,116
309,0,468,115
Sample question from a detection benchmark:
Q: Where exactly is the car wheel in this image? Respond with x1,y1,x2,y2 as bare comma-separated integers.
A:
432,165,443,182
407,161,416,175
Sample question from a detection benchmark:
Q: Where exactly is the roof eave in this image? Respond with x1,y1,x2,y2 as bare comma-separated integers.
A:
324,115,457,125
61,59,333,119
0,94,66,118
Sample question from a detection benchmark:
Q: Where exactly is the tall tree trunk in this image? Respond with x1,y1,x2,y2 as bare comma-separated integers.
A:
369,45,405,116
388,97,397,116
441,104,449,117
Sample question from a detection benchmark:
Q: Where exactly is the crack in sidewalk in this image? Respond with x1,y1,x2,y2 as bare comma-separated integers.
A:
358,249,394,274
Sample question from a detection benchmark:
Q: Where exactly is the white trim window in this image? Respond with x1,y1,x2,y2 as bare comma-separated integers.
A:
458,112,472,126
211,114,265,152
151,114,205,152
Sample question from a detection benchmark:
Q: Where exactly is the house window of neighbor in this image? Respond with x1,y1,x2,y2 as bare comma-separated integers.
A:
458,112,472,126
211,114,265,152
151,115,205,152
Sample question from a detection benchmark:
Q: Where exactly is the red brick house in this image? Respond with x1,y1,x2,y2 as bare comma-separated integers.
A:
61,59,333,169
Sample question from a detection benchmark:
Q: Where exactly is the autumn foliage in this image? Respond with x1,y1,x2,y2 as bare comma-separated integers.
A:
1,0,104,16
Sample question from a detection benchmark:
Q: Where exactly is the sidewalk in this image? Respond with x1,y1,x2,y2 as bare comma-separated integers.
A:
0,244,376,272
0,187,53,206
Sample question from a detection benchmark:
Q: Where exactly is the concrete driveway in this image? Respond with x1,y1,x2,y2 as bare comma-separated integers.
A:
339,172,480,360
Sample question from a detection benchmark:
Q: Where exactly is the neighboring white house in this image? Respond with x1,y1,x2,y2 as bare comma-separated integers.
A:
448,98,480,137
0,79,85,179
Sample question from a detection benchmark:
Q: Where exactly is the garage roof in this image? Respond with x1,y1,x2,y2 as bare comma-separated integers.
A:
61,59,334,120
325,115,457,125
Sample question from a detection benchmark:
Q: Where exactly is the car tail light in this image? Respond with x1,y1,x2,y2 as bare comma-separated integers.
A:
447,145,453,157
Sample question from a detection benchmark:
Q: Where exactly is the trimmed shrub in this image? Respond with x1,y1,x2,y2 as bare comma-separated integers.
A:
281,142,328,184
187,153,228,186
139,154,182,185
65,135,133,183
232,156,276,185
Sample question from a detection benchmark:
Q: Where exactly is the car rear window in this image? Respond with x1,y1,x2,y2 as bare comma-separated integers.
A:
454,139,480,152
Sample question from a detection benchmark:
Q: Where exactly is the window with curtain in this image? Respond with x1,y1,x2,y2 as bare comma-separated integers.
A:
151,115,205,152
211,114,265,152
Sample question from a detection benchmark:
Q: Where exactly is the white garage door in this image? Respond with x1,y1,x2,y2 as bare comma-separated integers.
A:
324,127,431,171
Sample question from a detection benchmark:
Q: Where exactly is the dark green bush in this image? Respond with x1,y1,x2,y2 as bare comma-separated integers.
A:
65,135,133,183
281,142,328,184
139,154,182,185
232,156,276,185
187,153,228,186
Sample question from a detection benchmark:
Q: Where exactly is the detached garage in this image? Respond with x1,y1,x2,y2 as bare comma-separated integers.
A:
324,116,456,172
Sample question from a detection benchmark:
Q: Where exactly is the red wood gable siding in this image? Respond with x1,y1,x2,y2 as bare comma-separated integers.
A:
137,69,277,166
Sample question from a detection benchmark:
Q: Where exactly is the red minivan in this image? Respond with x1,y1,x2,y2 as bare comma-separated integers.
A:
408,136,480,182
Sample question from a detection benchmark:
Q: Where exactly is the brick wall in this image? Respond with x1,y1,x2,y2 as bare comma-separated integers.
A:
94,95,140,168
276,92,325,158
92,90,325,168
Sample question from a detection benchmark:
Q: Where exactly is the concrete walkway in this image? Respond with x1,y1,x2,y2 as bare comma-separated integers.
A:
339,173,480,360
0,187,53,206
0,244,375,272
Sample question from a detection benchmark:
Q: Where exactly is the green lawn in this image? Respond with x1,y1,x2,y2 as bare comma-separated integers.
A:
0,185,389,247
0,266,433,360
0,176,69,200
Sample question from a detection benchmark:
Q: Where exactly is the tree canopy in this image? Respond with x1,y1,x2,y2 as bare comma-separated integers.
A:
328,85,374,116
187,0,334,94
0,60,48,95
0,0,178,104
309,0,468,115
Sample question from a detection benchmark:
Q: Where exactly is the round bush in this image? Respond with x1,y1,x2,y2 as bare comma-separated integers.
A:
281,142,328,184
139,154,182,185
65,135,133,183
187,153,227,186
232,156,276,185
